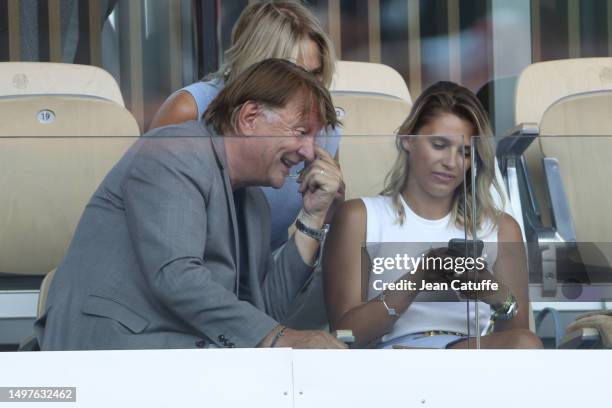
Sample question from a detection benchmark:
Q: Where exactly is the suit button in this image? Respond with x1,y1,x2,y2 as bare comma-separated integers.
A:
218,335,226,342
195,340,207,348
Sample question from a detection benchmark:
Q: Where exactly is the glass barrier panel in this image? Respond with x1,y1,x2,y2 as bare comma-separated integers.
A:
15,132,612,351
486,133,612,349
0,132,474,352
469,134,528,349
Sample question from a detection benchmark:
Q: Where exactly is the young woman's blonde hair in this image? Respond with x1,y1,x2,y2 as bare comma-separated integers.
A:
381,81,504,233
212,1,336,88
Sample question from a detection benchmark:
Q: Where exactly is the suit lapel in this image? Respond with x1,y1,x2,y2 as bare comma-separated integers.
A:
238,188,268,306
208,131,241,296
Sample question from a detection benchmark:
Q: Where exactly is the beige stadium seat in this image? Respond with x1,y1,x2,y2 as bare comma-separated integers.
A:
498,64,612,347
496,60,612,342
538,91,612,264
514,58,612,126
498,58,612,295
333,93,412,200
0,95,139,276
517,58,612,227
0,62,125,106
501,58,612,230
331,61,411,102
329,61,413,200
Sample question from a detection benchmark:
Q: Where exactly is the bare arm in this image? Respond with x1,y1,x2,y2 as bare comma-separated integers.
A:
492,213,531,331
149,91,199,131
323,200,420,348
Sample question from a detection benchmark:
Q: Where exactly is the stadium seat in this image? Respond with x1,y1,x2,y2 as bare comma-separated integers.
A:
497,59,612,347
0,87,139,349
538,91,612,242
331,61,411,102
497,58,612,295
0,61,137,349
0,95,139,277
494,57,612,243
333,92,412,200
328,61,412,200
518,58,612,232
0,62,125,107
514,58,612,127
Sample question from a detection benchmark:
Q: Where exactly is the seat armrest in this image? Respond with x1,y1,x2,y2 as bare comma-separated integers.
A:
496,122,539,160
542,158,577,242
535,307,563,347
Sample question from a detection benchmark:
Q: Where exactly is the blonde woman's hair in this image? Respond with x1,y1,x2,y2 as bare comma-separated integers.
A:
382,81,504,233
212,1,336,88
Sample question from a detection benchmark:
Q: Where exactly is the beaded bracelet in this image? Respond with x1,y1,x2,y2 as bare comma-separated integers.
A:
270,326,286,348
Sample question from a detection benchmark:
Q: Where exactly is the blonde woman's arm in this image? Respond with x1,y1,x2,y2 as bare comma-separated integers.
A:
149,91,199,131
492,213,531,331
323,200,421,348
448,213,542,348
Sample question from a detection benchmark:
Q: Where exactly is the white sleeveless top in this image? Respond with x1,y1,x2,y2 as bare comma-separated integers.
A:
362,195,499,342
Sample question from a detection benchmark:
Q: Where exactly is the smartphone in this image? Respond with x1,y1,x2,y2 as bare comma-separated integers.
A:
448,238,484,258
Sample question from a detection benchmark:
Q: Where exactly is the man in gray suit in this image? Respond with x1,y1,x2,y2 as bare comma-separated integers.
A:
37,59,346,350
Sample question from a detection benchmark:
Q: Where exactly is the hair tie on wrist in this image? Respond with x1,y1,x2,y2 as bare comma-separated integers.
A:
270,326,286,348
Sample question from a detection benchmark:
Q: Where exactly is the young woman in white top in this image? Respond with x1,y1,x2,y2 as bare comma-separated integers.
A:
324,81,542,349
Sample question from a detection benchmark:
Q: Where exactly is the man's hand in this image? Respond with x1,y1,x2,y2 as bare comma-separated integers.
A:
276,329,348,349
259,326,347,349
297,146,343,227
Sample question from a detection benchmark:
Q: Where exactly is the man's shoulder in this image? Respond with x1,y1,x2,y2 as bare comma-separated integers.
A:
139,121,216,157
128,121,221,178
144,120,211,138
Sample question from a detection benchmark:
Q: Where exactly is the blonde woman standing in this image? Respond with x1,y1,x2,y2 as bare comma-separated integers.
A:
151,1,340,252
324,82,542,349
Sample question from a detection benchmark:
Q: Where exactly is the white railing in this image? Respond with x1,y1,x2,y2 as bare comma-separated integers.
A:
0,349,610,407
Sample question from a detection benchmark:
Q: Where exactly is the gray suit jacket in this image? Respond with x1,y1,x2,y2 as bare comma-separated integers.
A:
38,121,313,350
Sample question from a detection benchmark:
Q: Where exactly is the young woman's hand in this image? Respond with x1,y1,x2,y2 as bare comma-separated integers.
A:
417,247,510,303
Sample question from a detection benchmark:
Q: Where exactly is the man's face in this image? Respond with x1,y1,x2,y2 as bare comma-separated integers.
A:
247,93,323,188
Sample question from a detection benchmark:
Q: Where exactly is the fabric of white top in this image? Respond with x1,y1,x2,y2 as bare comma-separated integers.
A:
179,79,341,250
362,195,498,344
182,79,225,121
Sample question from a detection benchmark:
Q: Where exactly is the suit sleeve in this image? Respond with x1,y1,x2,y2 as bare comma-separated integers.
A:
261,238,315,321
121,138,278,348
